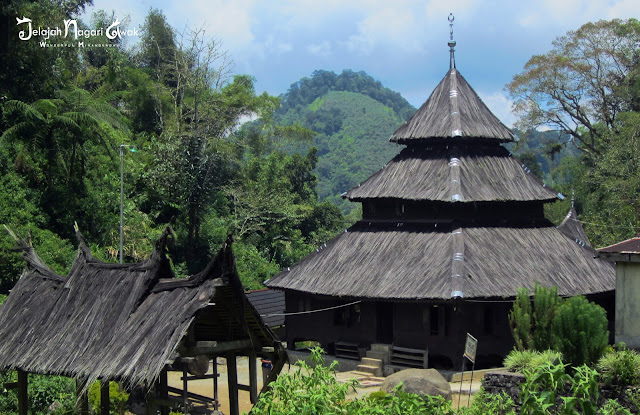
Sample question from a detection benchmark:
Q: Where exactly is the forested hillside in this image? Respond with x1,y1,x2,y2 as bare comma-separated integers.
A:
272,70,415,213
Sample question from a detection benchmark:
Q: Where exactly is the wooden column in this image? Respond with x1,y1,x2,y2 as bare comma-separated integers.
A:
212,358,219,411
226,353,239,415
248,351,258,404
76,379,89,415
159,368,169,415
100,380,110,415
17,369,28,415
144,385,155,415
182,366,189,414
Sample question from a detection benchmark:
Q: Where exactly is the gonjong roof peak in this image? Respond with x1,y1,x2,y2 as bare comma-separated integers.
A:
391,16,515,144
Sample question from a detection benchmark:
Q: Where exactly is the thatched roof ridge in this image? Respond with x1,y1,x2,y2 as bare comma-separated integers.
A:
557,207,591,247
0,230,282,390
267,221,614,299
345,145,558,202
391,69,515,143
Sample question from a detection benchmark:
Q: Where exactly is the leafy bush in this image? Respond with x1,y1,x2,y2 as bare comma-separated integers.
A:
509,287,532,351
0,372,76,414
504,349,563,373
509,284,560,352
532,285,561,351
249,347,357,414
88,380,130,414
459,388,515,415
597,343,640,387
552,295,609,367
250,347,457,415
520,361,600,414
504,349,536,372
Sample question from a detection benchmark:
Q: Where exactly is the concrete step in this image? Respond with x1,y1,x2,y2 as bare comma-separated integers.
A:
370,343,391,352
358,377,385,387
365,350,388,363
355,364,383,377
360,357,383,368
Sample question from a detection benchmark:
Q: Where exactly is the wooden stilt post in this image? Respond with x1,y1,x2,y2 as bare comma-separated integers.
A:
100,380,110,415
249,351,258,404
144,383,156,415
17,369,28,415
158,368,169,415
182,365,189,414
76,378,89,415
213,357,219,411
227,353,239,415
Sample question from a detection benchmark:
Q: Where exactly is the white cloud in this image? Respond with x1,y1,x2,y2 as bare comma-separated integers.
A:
168,0,257,55
307,41,332,57
424,0,480,19
517,0,640,29
478,91,516,128
345,6,425,55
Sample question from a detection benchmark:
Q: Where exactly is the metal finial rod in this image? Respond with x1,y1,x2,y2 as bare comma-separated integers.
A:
449,13,455,41
571,189,575,208
448,13,456,69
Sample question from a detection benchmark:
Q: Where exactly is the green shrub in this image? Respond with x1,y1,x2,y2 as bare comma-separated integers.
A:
504,349,563,373
509,287,532,351
88,380,130,414
0,372,76,414
552,295,609,367
509,284,561,352
504,349,536,372
520,361,600,414
597,343,640,387
460,388,515,415
250,347,457,415
532,285,561,351
598,398,633,415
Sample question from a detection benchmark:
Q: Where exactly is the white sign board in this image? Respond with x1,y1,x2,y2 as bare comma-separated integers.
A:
464,333,478,363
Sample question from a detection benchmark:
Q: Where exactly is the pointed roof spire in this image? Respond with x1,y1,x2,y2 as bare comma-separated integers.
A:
448,13,456,70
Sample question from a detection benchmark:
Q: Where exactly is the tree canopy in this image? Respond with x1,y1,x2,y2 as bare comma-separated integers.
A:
509,18,640,246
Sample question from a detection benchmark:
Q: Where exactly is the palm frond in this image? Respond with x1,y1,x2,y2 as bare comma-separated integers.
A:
32,99,63,118
3,100,46,122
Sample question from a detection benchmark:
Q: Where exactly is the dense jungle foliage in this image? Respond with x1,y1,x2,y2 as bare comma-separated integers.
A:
0,0,348,292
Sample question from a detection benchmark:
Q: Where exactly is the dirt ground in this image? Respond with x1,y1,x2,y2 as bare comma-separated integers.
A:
167,357,267,414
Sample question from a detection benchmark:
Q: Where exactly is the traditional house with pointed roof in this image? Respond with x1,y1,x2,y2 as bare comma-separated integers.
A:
0,227,286,415
267,23,615,370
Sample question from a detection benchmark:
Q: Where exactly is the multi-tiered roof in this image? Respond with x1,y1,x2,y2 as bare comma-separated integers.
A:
267,28,614,300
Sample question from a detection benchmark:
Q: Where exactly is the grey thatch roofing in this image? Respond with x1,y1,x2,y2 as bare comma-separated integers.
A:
391,69,515,144
246,289,285,328
0,229,283,389
557,207,591,247
345,145,558,202
267,221,614,300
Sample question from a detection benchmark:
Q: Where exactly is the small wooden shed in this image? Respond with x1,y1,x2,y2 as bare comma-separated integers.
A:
599,237,640,349
0,228,286,415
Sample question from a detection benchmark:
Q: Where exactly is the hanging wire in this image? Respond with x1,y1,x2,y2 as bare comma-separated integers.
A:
261,300,362,317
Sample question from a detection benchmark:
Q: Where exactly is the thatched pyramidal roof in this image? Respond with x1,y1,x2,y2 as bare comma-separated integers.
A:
268,31,614,300
0,228,284,389
391,69,515,144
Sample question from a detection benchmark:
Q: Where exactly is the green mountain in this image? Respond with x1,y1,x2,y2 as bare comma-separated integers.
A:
276,70,415,213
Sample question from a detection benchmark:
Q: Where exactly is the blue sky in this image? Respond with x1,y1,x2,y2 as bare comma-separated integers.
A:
82,0,638,126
